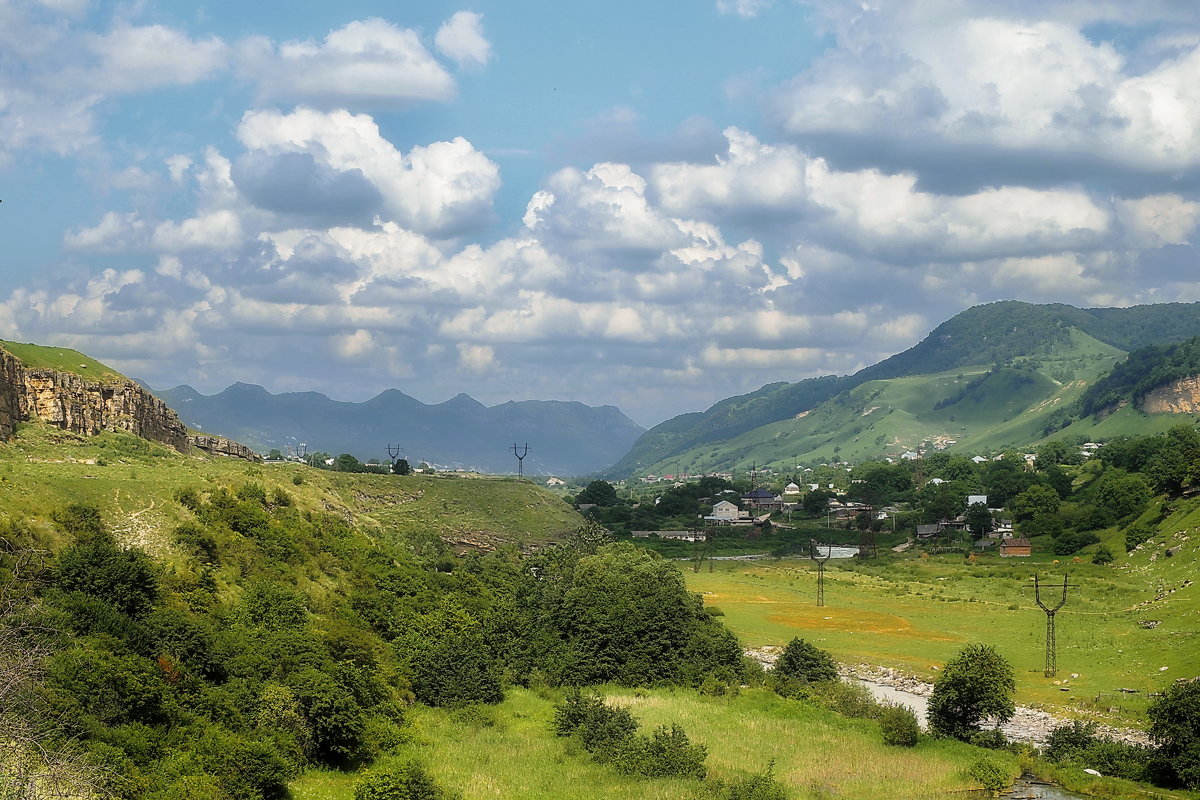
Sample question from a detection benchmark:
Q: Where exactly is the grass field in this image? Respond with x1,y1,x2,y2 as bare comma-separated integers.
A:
0,339,127,383
684,530,1200,724
0,421,583,558
290,687,1013,800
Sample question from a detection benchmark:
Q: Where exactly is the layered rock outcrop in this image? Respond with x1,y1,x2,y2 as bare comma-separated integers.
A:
189,434,262,462
1139,375,1200,414
0,346,189,451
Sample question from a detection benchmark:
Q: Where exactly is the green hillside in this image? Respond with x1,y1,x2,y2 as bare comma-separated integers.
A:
0,338,127,384
614,301,1200,477
632,329,1129,475
0,421,583,552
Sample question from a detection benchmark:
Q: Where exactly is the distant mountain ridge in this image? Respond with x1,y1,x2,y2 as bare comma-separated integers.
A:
609,300,1200,477
154,382,644,476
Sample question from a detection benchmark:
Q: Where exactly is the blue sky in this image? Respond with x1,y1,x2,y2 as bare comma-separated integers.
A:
2,1,1200,427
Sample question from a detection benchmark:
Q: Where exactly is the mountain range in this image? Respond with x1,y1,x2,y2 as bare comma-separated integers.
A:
152,382,643,476
609,300,1200,477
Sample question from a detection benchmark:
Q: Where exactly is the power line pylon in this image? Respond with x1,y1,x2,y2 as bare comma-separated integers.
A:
511,443,530,478
810,539,832,607
1026,573,1071,677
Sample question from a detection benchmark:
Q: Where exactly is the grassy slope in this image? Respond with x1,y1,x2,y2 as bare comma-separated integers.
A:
291,687,1007,800
0,421,582,555
638,330,1132,475
0,339,127,384
684,512,1200,725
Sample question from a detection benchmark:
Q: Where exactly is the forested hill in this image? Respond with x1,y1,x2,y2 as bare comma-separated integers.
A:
1079,336,1200,417
608,300,1200,477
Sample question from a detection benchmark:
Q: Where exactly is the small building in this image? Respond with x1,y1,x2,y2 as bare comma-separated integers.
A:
784,482,801,495
971,455,988,464
1000,538,1032,557
546,477,566,487
709,500,740,520
742,488,783,511
967,495,988,507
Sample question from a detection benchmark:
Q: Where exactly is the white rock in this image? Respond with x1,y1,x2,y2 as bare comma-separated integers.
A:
1083,768,1101,776
1161,666,1169,671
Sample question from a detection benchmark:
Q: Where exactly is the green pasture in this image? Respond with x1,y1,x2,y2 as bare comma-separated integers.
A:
0,338,127,383
0,421,582,556
686,548,1199,724
290,687,1012,800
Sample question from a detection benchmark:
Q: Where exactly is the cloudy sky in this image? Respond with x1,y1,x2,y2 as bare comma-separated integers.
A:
2,0,1199,427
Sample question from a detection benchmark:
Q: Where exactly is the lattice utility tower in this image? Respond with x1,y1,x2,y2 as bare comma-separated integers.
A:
810,539,832,606
1027,573,1071,677
511,443,530,478
858,505,878,558
692,524,713,574
387,444,403,472
297,443,307,463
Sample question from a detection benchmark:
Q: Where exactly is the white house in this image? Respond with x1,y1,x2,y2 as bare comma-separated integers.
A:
967,495,988,507
971,455,989,464
709,500,740,521
784,482,801,495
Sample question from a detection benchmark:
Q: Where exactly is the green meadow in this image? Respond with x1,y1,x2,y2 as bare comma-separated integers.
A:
291,687,1012,800
684,542,1200,724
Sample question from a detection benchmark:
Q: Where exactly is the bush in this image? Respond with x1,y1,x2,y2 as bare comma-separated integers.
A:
55,536,159,617
879,703,920,747
1148,678,1200,789
354,762,451,800
1092,545,1114,565
775,638,837,684
552,690,638,759
1044,720,1096,763
967,757,1010,792
615,724,707,780
705,762,789,800
1124,523,1154,552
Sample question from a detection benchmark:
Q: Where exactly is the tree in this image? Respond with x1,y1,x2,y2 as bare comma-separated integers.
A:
335,453,364,473
267,449,284,461
965,502,992,536
927,644,1015,740
355,762,449,800
1009,484,1060,521
801,489,828,515
1149,678,1200,789
393,458,412,475
775,637,837,683
576,480,619,507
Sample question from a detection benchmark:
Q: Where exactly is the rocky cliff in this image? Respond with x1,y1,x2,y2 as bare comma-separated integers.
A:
0,346,189,450
189,434,262,462
1139,375,1200,414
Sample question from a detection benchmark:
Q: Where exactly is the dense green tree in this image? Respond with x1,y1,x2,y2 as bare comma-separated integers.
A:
55,535,159,618
775,638,837,683
801,489,828,515
393,458,412,475
576,480,620,507
1149,678,1200,789
1009,484,1060,521
927,644,1015,740
965,502,992,536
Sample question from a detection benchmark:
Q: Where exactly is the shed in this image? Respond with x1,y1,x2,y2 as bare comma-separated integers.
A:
1000,538,1032,557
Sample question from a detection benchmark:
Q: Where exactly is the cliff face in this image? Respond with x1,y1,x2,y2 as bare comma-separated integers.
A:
1139,375,1200,414
190,434,262,462
0,347,189,450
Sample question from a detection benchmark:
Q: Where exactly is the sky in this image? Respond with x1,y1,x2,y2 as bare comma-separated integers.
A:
2,1,1200,428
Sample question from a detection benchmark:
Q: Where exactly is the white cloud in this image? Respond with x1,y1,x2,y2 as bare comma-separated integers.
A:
1117,194,1200,247
88,24,227,92
238,18,456,108
774,2,1200,173
716,0,773,18
237,107,499,236
435,11,491,68
64,211,147,251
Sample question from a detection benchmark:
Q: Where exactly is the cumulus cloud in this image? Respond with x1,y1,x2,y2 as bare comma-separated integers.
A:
238,18,456,108
773,1,1200,185
435,11,491,68
236,107,500,236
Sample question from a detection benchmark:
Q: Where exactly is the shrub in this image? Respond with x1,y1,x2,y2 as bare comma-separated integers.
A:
354,762,451,800
1092,545,1114,565
1124,524,1154,553
705,762,789,800
1148,678,1200,789
615,724,707,780
1044,720,1096,762
775,638,837,683
552,690,638,758
55,537,159,617
879,703,920,747
967,757,1010,792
